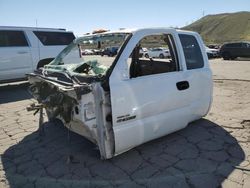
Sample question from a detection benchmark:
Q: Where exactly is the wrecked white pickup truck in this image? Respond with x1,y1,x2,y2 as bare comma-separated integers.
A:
27,28,213,159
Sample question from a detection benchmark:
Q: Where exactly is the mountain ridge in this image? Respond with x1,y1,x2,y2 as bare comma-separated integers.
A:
182,11,250,44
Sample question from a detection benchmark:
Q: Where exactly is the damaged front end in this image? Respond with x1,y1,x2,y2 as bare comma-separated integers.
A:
27,70,114,159
27,32,129,159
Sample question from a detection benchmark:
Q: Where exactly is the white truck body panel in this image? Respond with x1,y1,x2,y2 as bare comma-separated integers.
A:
109,28,212,155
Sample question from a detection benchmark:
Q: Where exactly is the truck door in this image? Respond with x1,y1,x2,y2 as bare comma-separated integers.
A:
109,30,212,155
0,30,33,81
178,33,213,121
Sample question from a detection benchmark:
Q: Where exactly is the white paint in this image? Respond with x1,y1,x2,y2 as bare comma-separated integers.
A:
109,28,212,156
0,26,74,81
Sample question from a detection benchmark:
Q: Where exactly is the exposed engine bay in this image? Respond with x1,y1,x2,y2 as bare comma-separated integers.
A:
27,32,130,159
28,73,114,159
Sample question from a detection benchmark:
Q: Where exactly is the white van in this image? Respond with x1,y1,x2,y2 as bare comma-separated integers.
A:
0,26,75,82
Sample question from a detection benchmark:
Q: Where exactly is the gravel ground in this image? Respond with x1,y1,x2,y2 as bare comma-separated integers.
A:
0,58,249,188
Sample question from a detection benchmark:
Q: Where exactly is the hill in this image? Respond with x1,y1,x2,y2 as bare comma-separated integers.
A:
182,11,250,44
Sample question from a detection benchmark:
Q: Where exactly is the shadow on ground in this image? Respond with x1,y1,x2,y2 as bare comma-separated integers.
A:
1,119,245,188
0,82,31,104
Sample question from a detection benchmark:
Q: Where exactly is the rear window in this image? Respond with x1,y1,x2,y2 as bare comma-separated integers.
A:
33,31,75,46
0,30,28,47
179,34,204,70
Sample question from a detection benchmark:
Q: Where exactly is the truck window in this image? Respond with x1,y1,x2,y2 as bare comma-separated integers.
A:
33,31,75,46
128,34,179,78
179,34,204,70
0,30,28,47
226,43,242,48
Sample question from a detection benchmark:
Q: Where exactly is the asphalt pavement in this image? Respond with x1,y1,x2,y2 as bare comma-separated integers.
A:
0,58,249,188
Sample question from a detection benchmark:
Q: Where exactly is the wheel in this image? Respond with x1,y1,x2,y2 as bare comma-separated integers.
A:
222,52,231,60
159,54,164,59
207,53,213,59
145,54,149,58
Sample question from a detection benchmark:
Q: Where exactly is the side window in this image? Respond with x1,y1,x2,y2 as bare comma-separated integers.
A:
0,30,28,47
227,43,242,48
33,31,75,46
128,34,179,78
179,34,204,70
242,43,249,48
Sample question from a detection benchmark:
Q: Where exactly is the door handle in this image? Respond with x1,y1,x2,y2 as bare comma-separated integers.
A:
176,81,189,90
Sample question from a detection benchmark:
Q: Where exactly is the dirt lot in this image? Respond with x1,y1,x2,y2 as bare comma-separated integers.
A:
0,58,250,188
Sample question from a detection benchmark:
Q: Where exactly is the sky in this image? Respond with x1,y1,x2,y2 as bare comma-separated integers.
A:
0,0,249,36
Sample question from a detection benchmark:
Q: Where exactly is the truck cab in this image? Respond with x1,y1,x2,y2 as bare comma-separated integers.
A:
27,28,213,159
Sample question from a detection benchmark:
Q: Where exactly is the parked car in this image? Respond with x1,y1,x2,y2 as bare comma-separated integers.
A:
92,49,102,55
144,47,170,58
0,26,75,82
82,49,94,55
206,46,220,59
139,47,147,57
27,28,212,159
207,44,220,49
101,46,119,56
219,42,250,60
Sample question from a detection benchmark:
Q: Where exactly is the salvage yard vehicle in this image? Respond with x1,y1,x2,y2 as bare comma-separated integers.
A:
206,46,220,59
0,26,75,82
27,28,213,159
144,47,170,59
101,46,119,57
220,41,250,60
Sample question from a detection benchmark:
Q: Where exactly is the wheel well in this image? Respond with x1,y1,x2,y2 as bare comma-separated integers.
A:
37,58,54,69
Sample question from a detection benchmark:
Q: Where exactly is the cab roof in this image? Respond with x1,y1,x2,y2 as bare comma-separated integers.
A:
82,27,196,37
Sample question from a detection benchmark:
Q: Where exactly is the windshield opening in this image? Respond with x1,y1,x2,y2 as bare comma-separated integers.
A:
46,33,130,78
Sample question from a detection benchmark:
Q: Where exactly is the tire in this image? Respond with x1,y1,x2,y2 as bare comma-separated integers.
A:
159,54,164,59
222,52,231,60
145,54,149,58
207,53,213,59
